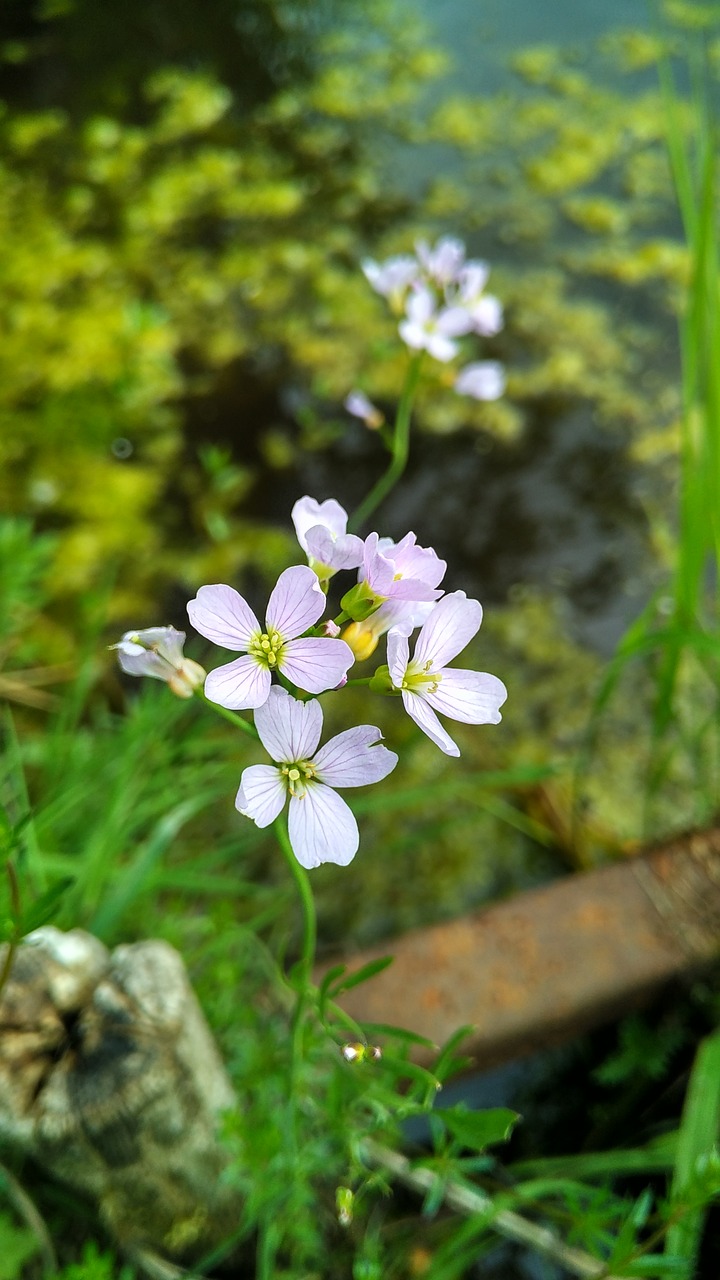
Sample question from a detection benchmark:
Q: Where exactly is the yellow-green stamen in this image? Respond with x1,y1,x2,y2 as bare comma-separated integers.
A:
401,660,442,695
248,629,284,669
281,760,317,797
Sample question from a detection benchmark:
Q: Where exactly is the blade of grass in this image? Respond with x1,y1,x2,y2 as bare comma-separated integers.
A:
665,1029,720,1274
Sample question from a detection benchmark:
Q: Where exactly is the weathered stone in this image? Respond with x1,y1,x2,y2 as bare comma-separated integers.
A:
0,927,240,1262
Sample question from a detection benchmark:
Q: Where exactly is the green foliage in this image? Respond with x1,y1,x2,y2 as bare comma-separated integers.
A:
0,1211,41,1280
595,1014,687,1087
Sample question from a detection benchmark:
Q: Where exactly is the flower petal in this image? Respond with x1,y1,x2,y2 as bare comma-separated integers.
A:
288,784,359,868
388,535,447,590
423,668,507,724
254,686,323,762
471,295,503,337
313,726,398,787
436,305,474,338
401,689,460,757
116,648,170,681
187,584,259,650
291,496,348,554
360,532,396,596
204,655,271,710
305,526,365,571
386,578,443,601
414,591,483,670
280,637,354,694
265,565,325,639
387,628,410,687
425,332,459,363
235,765,287,828
455,361,505,401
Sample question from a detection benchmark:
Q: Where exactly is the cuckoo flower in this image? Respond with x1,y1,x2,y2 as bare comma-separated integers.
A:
236,687,398,867
398,285,473,362
187,566,354,710
455,361,506,401
361,254,420,308
112,626,205,698
387,591,507,756
360,532,446,603
344,389,384,429
454,262,504,337
415,235,466,287
291,496,364,578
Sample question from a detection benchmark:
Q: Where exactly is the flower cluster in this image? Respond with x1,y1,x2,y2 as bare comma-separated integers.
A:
361,235,506,401
114,495,506,868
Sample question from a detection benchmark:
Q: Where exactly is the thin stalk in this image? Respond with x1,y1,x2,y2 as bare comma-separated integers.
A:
0,861,21,1001
273,816,317,1147
0,1164,57,1275
349,353,423,531
274,817,317,978
362,1140,624,1280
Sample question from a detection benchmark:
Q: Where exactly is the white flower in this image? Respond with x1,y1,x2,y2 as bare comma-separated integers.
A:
112,626,205,698
454,361,506,401
187,567,354,710
291,496,365,577
236,687,398,867
344,390,384,429
415,235,467,287
361,254,420,306
398,286,473,362
387,592,507,756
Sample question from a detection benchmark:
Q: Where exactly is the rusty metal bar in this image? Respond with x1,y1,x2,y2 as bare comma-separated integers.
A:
322,828,720,1067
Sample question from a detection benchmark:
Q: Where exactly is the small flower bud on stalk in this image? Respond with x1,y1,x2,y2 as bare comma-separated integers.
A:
111,627,206,699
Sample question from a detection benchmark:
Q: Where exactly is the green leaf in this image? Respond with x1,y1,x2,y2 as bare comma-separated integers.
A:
666,1028,720,1276
18,878,74,935
326,955,393,997
439,1105,520,1152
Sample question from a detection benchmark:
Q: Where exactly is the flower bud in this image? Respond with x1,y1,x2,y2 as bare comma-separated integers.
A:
167,658,207,699
112,627,206,698
342,622,380,663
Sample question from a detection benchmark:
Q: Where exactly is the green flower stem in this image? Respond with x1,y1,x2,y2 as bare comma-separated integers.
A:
274,815,318,1150
333,610,351,626
274,816,317,979
345,678,372,687
195,689,258,738
348,352,424,532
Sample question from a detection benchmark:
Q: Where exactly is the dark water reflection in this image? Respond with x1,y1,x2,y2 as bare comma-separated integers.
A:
261,401,650,657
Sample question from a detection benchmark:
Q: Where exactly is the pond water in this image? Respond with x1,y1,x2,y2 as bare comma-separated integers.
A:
314,0,670,656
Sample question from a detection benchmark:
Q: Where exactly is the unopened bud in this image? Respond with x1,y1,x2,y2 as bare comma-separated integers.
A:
168,658,207,699
322,619,341,638
342,622,379,663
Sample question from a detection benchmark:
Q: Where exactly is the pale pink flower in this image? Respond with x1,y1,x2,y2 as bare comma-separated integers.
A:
187,566,354,710
236,687,398,868
344,390,384,429
398,286,473,362
361,254,420,305
387,592,507,756
415,235,466,287
452,262,503,336
360,531,446,603
292,496,365,577
112,626,205,698
454,361,506,401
